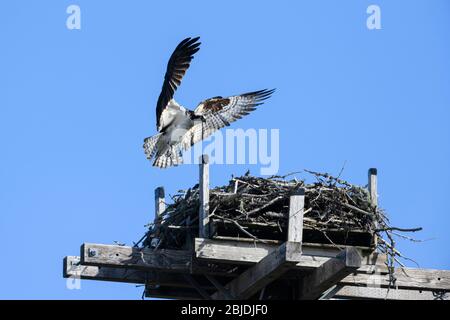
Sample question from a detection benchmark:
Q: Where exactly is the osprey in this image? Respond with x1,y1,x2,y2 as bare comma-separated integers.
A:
143,37,275,168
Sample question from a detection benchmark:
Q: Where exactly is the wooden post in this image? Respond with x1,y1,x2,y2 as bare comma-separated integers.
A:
368,168,378,208
199,155,210,238
288,188,305,243
154,186,166,219
368,168,378,246
288,189,304,300
152,187,165,247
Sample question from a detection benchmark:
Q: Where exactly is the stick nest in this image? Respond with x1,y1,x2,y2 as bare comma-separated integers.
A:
142,170,421,271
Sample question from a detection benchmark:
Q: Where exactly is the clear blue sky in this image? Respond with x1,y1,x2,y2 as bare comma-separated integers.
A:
1,1,449,299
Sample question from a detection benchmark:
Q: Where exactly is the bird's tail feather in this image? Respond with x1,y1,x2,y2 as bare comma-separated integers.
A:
153,146,183,169
143,133,162,160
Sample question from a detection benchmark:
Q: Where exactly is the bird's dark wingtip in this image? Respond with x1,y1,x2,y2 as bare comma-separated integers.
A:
251,88,276,101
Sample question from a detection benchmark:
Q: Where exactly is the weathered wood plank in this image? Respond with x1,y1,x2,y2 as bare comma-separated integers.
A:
288,189,304,243
341,267,450,291
64,256,220,290
332,285,450,300
298,247,362,299
80,243,241,278
195,238,385,270
80,243,192,272
65,251,450,299
80,239,384,275
212,242,302,300
64,256,146,284
64,256,194,287
199,154,210,238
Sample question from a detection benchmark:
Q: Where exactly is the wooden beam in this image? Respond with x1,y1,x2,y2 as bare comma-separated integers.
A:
65,252,450,300
199,154,210,238
212,242,302,300
80,242,240,278
66,251,450,294
298,247,362,299
195,238,386,270
80,243,192,272
64,256,146,284
287,189,304,243
64,256,220,290
340,267,450,291
154,186,166,218
331,285,450,300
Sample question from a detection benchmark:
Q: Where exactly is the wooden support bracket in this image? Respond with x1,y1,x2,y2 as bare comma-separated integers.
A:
205,275,234,300
183,274,212,300
211,241,303,300
298,247,362,299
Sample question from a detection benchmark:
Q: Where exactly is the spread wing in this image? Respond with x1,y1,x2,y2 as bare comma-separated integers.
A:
156,37,201,130
179,89,275,150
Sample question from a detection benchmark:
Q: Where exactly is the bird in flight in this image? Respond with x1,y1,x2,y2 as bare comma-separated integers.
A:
143,37,275,168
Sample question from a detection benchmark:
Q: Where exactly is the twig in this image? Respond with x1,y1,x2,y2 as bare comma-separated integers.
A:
246,196,283,217
375,227,422,233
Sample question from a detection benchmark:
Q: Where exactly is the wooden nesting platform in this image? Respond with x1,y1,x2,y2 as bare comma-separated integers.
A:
63,157,450,300
63,239,450,300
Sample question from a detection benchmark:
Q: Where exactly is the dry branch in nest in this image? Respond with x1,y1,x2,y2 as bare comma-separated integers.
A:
141,170,422,276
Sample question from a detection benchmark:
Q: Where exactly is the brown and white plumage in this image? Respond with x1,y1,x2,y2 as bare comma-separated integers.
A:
143,37,275,168
180,90,275,152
